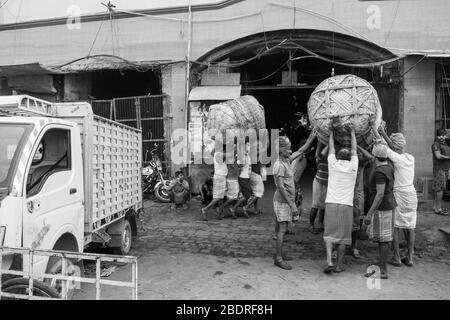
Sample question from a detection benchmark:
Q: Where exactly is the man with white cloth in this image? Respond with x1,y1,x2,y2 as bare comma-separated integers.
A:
373,122,417,267
323,120,358,274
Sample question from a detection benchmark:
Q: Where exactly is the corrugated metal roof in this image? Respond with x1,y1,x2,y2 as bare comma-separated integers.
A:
188,85,241,101
0,63,61,76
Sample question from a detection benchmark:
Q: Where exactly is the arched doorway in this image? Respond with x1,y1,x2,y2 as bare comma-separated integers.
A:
192,29,400,145
189,29,400,190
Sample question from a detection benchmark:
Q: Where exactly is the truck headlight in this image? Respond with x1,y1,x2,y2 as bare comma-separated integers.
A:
0,226,5,246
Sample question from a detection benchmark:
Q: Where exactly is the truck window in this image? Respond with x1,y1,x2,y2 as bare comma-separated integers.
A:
26,128,71,197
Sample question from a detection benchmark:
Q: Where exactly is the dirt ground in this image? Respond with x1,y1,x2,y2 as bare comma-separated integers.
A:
74,176,450,300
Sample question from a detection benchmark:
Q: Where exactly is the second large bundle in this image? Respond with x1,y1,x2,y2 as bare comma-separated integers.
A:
206,95,266,139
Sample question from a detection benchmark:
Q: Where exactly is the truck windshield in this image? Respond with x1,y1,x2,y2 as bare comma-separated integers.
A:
0,123,32,189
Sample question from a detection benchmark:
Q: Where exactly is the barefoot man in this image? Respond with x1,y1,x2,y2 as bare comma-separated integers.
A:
323,120,358,274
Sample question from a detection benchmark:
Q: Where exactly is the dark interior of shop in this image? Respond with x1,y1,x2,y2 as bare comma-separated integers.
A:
90,69,162,100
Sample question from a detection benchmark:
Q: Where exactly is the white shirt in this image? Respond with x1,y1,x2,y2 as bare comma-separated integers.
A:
386,148,415,189
213,152,228,176
238,152,252,179
325,154,358,207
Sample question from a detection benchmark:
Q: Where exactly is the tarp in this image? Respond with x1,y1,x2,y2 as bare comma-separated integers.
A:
188,85,241,101
0,63,61,76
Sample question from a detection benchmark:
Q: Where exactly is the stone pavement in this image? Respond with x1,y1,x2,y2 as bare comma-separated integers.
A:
133,176,450,264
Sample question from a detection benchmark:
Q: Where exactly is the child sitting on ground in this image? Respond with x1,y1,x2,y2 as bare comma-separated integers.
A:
167,171,190,210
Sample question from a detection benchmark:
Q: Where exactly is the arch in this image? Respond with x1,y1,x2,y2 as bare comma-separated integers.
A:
193,29,396,73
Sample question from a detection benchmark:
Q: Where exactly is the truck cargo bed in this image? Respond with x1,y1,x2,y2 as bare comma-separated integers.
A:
55,102,142,234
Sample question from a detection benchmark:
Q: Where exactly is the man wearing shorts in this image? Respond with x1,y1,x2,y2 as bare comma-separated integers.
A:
201,151,228,220
431,128,450,215
272,136,298,270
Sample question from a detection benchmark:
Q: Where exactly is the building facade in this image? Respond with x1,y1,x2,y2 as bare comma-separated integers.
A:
0,0,449,187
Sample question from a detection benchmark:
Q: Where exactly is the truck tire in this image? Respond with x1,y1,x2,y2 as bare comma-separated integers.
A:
155,181,171,203
113,219,132,255
1,278,60,299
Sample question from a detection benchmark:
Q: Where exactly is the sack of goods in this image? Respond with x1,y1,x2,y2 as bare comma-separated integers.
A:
206,95,266,139
307,74,382,149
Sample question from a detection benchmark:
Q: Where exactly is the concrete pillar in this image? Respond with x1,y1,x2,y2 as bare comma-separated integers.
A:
162,64,188,175
64,73,92,101
402,56,435,179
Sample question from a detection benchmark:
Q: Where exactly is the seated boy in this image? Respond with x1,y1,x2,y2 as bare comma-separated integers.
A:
167,171,190,209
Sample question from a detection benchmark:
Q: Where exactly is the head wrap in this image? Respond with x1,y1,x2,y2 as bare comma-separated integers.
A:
279,136,291,153
372,143,388,158
389,133,406,150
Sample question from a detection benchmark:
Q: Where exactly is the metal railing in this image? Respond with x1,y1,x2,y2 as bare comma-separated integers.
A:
0,246,138,300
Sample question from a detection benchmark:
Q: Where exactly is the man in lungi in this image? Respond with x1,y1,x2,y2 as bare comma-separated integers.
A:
363,143,396,279
201,149,228,221
431,128,450,215
272,136,298,270
323,121,358,274
374,124,418,267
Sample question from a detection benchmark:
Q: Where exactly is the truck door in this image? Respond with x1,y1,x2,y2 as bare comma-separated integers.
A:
22,125,84,259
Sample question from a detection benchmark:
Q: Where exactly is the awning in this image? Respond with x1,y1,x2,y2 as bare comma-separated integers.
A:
0,63,61,76
188,85,241,101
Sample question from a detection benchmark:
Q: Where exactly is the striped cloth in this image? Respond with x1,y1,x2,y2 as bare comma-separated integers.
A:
394,186,418,229
367,210,394,242
323,203,353,245
273,201,292,223
250,172,264,198
212,174,227,199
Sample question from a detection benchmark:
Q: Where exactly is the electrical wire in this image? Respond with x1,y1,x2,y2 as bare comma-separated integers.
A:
88,12,108,57
0,0,9,9
383,0,400,47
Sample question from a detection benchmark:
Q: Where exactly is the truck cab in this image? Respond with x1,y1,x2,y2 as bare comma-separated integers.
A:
0,116,84,276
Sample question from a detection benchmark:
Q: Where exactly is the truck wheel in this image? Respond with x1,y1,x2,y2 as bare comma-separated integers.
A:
155,181,171,203
44,257,80,300
113,219,132,255
1,278,60,299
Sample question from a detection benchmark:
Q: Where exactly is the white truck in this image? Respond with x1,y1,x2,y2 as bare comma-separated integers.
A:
0,95,142,295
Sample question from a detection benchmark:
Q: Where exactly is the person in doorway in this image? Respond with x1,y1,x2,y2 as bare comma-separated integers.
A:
272,136,298,270
363,143,396,279
431,128,450,215
200,171,214,205
167,171,190,210
323,120,358,274
374,124,418,267
201,150,228,221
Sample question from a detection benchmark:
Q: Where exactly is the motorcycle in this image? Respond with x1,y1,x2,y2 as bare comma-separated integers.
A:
142,144,171,203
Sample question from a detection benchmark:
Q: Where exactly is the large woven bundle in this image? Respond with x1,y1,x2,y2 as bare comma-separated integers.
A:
307,74,382,148
207,95,266,138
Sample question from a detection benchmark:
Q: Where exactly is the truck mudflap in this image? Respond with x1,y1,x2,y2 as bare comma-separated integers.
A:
0,246,138,300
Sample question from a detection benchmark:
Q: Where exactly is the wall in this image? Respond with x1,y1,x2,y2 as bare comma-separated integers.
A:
162,64,188,174
64,73,92,101
402,56,435,179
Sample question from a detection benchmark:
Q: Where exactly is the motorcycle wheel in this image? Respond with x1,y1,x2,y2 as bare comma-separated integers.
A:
154,181,171,203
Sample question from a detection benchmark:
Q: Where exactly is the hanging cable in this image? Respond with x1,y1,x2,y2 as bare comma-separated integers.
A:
383,0,400,47
87,12,108,57
0,0,9,9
